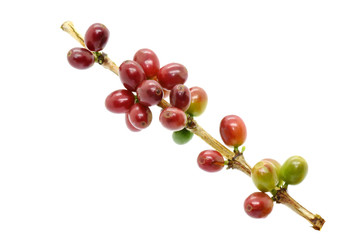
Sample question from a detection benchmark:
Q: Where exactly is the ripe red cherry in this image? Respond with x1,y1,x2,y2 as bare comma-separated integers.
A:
67,48,94,70
125,113,141,132
119,60,146,92
219,115,247,147
136,80,163,106
244,192,273,218
128,103,152,129
105,89,135,113
157,63,188,90
170,84,191,111
159,107,187,131
197,150,224,172
84,23,110,51
133,48,160,79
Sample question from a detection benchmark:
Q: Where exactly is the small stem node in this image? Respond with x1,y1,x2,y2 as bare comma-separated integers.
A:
94,52,105,65
234,146,239,154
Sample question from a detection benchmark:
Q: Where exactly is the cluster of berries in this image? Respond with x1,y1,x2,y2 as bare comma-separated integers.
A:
66,23,208,141
67,23,109,69
66,22,309,222
197,113,308,220
115,50,208,135
246,155,308,218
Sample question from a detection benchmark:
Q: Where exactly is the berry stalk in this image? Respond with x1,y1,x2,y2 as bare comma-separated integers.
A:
61,21,324,230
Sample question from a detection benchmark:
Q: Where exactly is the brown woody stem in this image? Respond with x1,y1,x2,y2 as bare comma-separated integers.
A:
273,188,325,230
61,21,85,47
61,20,325,230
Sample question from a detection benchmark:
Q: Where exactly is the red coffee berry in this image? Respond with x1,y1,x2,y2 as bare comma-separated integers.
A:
197,150,224,172
84,23,110,51
128,103,152,129
119,60,146,92
105,89,135,113
244,192,273,218
157,63,188,90
133,48,160,79
136,80,163,106
125,113,141,132
67,48,95,70
219,115,247,147
170,84,191,111
186,87,208,116
159,107,187,131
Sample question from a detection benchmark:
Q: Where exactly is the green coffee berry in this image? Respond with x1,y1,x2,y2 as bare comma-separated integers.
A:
172,128,194,145
280,155,308,185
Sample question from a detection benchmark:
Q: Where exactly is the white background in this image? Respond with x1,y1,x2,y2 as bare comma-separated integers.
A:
1,0,359,239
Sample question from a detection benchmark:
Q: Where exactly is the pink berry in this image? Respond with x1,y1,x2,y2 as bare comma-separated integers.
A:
84,23,110,52
170,84,191,111
220,115,247,147
128,103,152,129
197,150,224,172
133,48,160,79
244,192,273,218
105,89,135,113
157,63,188,90
159,107,187,131
119,60,146,92
67,48,94,70
136,80,163,106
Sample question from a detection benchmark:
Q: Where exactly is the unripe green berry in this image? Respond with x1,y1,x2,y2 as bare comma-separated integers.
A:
172,128,194,145
280,156,308,185
252,160,279,192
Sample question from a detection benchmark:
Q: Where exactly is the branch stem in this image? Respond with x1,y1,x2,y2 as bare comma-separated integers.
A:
61,21,325,230
61,21,85,47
